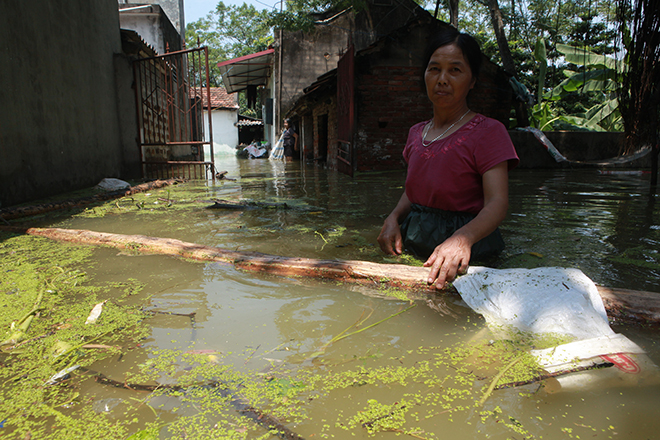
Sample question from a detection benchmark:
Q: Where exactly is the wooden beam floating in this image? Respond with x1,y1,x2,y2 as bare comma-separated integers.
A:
2,226,659,327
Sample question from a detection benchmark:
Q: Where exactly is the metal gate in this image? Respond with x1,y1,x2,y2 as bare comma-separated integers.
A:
133,47,215,180
337,45,355,177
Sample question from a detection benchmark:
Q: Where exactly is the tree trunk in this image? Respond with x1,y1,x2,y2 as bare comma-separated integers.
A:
449,0,459,27
2,226,660,327
488,0,515,75
433,0,459,26
616,0,660,156
487,0,529,126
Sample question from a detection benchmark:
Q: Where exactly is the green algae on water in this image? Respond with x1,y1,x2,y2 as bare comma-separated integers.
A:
0,232,150,440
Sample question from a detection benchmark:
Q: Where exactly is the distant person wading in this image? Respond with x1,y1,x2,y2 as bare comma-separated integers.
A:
282,118,299,162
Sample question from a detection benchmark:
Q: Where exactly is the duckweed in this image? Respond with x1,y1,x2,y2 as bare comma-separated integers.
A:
0,228,561,440
0,228,586,439
1,174,651,440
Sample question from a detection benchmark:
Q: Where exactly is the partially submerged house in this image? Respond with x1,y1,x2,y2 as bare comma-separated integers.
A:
288,12,513,174
1,0,216,207
218,0,514,175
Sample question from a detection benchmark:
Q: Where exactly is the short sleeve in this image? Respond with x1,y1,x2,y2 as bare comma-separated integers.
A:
471,119,519,174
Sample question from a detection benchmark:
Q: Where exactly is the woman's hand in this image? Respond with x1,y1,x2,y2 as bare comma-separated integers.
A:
377,216,404,255
424,161,510,289
378,192,412,255
424,234,471,289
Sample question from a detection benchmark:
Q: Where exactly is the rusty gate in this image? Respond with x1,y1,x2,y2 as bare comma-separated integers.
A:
337,45,355,177
133,46,215,180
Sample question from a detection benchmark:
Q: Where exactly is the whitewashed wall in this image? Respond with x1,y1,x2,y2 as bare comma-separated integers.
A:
204,109,238,157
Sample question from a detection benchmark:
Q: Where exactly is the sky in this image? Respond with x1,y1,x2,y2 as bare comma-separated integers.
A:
185,0,284,23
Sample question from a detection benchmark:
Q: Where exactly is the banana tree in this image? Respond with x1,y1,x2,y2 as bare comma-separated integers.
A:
530,37,554,129
532,42,624,131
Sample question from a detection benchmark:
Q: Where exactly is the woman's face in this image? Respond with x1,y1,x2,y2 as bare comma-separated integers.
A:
283,120,289,129
424,43,476,111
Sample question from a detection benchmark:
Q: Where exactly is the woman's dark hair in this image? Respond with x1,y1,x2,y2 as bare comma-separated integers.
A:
421,27,483,81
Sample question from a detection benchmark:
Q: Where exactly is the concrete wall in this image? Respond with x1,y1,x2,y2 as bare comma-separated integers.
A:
119,4,182,54
278,13,353,128
0,0,134,208
114,52,141,178
509,130,650,169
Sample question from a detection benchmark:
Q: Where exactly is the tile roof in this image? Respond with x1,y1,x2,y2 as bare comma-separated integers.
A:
194,87,239,110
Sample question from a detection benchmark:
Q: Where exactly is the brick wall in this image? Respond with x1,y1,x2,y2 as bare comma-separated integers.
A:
354,65,430,171
353,64,512,172
309,96,338,167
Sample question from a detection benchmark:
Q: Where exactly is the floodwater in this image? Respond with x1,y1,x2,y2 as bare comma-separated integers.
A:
7,151,660,439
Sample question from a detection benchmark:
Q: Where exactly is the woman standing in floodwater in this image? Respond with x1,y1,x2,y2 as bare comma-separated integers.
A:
377,28,519,289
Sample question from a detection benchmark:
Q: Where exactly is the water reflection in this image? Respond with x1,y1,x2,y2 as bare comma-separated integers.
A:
54,156,660,439
212,157,659,292
505,169,660,291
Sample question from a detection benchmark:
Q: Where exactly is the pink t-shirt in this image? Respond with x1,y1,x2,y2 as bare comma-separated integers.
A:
403,114,519,214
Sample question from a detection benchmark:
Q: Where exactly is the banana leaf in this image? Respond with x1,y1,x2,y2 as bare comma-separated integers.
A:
545,69,617,100
585,99,621,128
556,43,619,71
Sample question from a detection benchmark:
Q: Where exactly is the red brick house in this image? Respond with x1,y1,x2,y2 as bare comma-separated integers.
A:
287,12,513,175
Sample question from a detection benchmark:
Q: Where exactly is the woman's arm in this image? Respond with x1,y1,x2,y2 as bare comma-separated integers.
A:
293,131,299,151
377,191,413,255
424,161,509,289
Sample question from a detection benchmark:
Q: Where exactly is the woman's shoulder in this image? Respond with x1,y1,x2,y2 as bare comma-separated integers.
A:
471,114,507,130
467,114,519,169
409,120,429,132
464,114,511,140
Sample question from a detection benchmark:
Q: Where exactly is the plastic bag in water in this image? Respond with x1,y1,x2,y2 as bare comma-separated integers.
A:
453,266,660,391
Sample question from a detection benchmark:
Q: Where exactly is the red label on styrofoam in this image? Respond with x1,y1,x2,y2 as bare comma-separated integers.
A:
600,353,641,374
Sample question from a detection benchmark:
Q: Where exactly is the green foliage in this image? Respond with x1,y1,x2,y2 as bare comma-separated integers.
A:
533,43,624,131
444,0,619,130
185,1,274,112
534,37,548,104
185,2,273,61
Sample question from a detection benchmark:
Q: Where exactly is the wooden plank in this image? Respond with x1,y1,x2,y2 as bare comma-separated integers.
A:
2,226,659,326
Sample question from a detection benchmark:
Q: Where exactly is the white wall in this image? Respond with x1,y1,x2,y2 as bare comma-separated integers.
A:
204,109,238,156
120,12,165,54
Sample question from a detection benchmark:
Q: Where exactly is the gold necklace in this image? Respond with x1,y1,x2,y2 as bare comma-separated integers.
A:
422,109,471,146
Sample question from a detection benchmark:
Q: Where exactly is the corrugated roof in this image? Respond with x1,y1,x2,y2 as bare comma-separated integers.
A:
217,49,275,94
